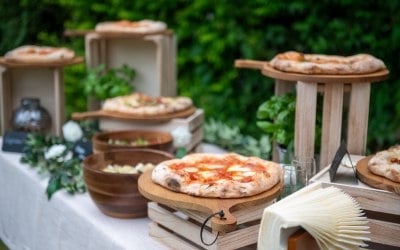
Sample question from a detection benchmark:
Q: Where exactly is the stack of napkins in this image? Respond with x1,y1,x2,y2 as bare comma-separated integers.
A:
258,183,370,250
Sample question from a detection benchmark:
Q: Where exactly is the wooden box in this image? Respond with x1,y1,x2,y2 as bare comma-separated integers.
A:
147,200,274,250
0,58,83,136
99,109,204,153
85,31,176,99
310,156,400,249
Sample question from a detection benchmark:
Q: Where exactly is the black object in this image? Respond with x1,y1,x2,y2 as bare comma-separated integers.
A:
73,139,93,160
329,141,357,182
12,97,51,133
200,210,225,246
2,131,28,153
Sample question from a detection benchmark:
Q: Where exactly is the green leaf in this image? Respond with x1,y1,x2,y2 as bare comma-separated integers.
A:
46,175,62,200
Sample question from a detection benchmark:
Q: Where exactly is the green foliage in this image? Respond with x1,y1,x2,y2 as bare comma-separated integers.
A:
204,119,271,159
20,133,86,199
83,64,135,101
257,93,296,148
1,0,400,151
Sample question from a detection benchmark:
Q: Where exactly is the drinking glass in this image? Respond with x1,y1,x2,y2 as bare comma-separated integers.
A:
279,164,307,199
291,157,317,185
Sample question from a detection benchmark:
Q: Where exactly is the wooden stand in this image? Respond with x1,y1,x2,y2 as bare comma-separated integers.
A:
148,201,273,250
96,109,204,153
235,60,389,168
0,57,83,136
310,155,400,249
85,30,177,105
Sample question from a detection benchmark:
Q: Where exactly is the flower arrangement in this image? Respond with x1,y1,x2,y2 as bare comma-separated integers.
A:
171,126,192,158
20,120,99,199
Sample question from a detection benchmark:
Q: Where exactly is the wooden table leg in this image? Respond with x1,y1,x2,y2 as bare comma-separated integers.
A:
273,79,295,162
53,68,64,136
320,83,344,168
0,67,11,134
347,83,370,155
294,81,317,163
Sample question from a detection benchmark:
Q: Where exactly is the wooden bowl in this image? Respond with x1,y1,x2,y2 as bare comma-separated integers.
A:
92,130,173,154
83,149,174,218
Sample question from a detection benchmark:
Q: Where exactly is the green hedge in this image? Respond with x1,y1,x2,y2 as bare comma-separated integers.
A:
1,0,399,152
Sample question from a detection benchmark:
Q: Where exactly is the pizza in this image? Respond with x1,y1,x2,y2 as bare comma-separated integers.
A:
4,45,75,63
102,92,192,116
269,51,386,75
368,145,400,183
95,20,167,33
151,153,282,198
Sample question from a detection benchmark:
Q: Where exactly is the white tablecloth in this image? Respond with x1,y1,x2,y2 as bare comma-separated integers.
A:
0,149,168,250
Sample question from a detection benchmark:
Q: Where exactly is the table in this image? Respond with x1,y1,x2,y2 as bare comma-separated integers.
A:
0,149,167,250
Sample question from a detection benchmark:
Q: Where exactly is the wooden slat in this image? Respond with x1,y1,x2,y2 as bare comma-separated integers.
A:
369,219,400,247
294,81,318,162
347,83,371,155
53,68,64,136
320,182,400,215
149,222,200,250
320,83,344,168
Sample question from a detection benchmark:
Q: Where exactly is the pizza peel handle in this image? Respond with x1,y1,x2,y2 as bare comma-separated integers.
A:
71,110,105,120
234,59,266,70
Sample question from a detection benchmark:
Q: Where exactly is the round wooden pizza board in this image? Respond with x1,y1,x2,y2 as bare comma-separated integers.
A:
138,170,283,233
71,106,197,122
0,57,84,68
356,155,400,195
261,63,389,84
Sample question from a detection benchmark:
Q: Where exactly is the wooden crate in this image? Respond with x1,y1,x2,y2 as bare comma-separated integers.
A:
85,31,176,99
147,200,275,250
99,109,204,152
310,156,400,249
0,58,83,136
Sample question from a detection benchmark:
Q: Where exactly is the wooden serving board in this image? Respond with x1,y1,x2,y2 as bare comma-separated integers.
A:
0,57,84,68
138,171,283,233
356,155,400,194
261,63,389,84
71,106,196,122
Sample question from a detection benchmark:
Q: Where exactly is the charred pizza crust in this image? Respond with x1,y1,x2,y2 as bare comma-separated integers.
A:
152,153,282,198
269,51,386,75
95,20,167,33
368,145,400,183
5,45,75,63
102,92,192,116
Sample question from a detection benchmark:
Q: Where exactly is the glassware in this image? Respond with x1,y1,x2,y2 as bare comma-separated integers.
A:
12,97,51,133
279,164,307,199
291,156,317,185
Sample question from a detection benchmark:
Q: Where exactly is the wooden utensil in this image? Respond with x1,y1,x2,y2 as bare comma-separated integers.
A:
356,155,400,194
71,106,196,122
138,171,283,233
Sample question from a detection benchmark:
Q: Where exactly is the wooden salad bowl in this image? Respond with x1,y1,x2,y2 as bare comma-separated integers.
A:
83,149,174,218
92,130,173,154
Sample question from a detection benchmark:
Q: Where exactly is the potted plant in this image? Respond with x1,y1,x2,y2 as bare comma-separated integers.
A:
82,64,136,109
256,93,296,163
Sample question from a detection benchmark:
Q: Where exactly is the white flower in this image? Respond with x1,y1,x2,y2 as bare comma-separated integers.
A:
171,126,192,148
45,144,67,160
62,121,83,142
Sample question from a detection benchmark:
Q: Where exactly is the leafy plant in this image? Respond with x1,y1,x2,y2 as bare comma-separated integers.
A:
204,118,272,159
83,64,136,101
20,121,99,199
256,93,296,150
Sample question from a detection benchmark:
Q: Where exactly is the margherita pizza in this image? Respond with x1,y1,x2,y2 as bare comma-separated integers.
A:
4,45,75,63
151,153,282,198
102,92,192,116
95,20,167,33
368,145,400,183
269,51,386,75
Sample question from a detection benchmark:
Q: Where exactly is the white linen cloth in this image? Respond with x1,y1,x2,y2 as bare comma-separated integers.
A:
0,149,167,250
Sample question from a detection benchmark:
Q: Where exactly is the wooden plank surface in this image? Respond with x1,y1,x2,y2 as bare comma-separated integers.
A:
369,219,400,247
0,57,83,68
